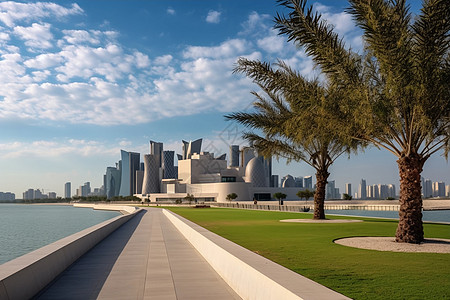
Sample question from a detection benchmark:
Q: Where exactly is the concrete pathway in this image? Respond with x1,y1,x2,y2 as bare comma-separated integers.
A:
36,208,241,300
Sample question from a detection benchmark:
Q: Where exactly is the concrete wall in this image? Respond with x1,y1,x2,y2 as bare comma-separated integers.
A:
163,209,350,300
0,206,141,300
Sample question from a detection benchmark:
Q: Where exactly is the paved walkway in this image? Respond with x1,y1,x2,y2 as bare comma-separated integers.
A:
36,208,241,300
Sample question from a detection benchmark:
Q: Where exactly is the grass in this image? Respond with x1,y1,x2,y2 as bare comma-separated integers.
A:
166,207,450,300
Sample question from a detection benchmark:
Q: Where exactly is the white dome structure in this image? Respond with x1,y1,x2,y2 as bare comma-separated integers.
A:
245,157,268,187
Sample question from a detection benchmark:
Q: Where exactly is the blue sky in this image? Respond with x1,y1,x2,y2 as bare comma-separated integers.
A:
0,0,447,198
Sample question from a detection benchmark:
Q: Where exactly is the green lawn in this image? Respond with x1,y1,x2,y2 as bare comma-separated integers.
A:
166,207,450,300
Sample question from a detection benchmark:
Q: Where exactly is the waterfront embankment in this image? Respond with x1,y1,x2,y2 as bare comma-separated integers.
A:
0,204,141,300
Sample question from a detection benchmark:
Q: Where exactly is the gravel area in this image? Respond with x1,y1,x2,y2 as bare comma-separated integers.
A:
334,237,450,253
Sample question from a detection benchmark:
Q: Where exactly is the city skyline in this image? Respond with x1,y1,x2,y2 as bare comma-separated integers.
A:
0,1,448,197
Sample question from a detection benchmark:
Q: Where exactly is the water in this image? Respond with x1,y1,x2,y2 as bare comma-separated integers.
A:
325,209,450,223
0,204,120,264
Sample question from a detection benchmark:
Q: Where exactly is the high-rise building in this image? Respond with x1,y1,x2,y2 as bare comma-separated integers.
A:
345,183,352,196
446,185,450,197
271,175,279,188
48,192,56,199
64,182,71,199
229,145,240,167
106,166,121,199
240,147,255,168
142,154,160,194
359,179,367,199
150,140,163,168
119,150,140,196
294,177,304,188
433,182,445,197
424,179,433,198
304,176,313,190
387,184,396,198
162,151,176,179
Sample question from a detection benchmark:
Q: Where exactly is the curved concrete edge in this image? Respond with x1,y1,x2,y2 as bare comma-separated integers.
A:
73,203,138,214
163,209,350,300
0,208,143,300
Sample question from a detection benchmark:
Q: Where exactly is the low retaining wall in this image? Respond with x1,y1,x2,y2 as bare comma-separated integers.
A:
0,206,142,300
73,203,138,214
214,202,400,211
163,209,350,300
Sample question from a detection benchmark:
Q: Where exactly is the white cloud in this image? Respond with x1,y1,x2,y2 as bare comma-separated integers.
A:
154,54,173,66
166,7,175,15
257,35,285,53
206,10,221,24
0,139,118,159
0,2,83,27
13,22,53,49
183,39,249,59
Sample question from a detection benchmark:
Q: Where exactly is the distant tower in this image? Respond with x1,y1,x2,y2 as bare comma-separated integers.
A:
282,175,295,187
162,151,176,179
359,179,367,199
142,154,160,194
230,145,240,167
240,147,255,168
150,140,163,168
106,166,121,199
303,176,313,190
345,183,352,196
119,150,141,196
64,182,71,199
294,177,304,188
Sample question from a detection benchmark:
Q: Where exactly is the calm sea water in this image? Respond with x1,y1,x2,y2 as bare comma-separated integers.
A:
0,204,120,264
325,209,450,223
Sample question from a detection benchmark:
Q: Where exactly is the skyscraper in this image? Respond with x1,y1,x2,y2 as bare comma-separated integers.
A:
294,177,304,188
150,140,163,168
229,145,240,167
64,182,71,199
359,179,367,199
345,183,351,196
119,150,141,196
303,176,313,190
106,166,121,199
142,154,160,194
162,150,176,179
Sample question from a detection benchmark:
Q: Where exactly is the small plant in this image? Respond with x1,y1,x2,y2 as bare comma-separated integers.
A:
343,193,353,200
184,193,195,205
273,192,287,205
226,193,238,202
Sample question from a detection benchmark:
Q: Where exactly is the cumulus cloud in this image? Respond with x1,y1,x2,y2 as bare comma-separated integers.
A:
13,22,53,49
183,39,249,59
0,2,342,126
0,2,83,27
206,10,221,24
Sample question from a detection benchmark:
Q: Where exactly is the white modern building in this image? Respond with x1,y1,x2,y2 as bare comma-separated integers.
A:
135,140,306,203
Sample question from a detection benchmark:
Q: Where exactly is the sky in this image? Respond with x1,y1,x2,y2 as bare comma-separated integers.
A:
0,0,448,198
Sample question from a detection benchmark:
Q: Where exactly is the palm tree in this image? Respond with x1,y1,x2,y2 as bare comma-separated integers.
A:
227,59,359,219
273,192,287,205
275,0,449,243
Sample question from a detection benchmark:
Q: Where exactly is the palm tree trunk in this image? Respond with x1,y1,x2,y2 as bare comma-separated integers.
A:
395,154,424,244
313,169,329,219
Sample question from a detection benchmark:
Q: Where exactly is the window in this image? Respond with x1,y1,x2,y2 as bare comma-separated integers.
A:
221,176,236,182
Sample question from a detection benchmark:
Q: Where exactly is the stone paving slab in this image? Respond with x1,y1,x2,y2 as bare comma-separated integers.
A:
36,208,241,300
